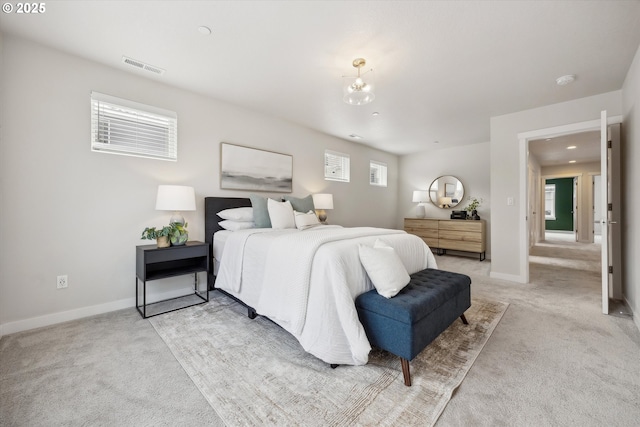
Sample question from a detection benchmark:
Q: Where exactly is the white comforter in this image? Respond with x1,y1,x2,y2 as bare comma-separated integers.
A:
215,226,437,365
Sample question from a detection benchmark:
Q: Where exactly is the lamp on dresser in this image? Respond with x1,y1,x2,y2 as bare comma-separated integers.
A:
312,193,333,223
412,190,428,218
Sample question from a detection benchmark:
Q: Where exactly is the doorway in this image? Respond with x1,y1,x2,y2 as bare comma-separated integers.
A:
518,115,622,313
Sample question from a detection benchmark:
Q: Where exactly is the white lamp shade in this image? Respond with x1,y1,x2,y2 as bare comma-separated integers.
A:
312,193,334,210
412,190,428,203
155,185,196,211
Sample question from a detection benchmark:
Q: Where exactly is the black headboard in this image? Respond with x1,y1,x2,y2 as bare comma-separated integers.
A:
204,197,252,245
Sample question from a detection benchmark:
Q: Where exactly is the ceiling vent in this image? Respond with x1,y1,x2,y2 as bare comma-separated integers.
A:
122,56,165,75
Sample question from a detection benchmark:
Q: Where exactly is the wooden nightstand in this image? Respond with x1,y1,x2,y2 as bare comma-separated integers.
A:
136,241,210,318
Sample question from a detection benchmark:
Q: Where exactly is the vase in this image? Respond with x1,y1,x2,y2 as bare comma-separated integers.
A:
157,235,170,248
472,209,480,220
170,231,188,246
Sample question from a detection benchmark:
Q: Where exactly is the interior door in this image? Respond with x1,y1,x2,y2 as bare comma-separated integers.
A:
600,111,609,314
573,177,578,242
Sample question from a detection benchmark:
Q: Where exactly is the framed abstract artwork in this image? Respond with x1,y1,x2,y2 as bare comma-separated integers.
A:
220,142,293,193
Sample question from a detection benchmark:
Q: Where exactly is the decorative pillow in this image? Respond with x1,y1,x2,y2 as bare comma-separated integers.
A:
358,239,410,298
218,220,255,231
294,210,321,230
267,198,295,229
217,207,254,222
249,194,271,228
283,195,315,213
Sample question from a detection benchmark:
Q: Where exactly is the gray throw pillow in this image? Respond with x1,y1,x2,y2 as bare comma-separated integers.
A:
283,195,315,213
249,194,272,228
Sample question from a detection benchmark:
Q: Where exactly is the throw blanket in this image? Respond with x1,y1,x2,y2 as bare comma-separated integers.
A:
256,227,405,334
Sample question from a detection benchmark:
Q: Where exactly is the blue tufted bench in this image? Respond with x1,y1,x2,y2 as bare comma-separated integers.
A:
355,268,471,386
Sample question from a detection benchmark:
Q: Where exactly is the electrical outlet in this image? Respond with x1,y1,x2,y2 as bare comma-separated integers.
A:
57,275,68,289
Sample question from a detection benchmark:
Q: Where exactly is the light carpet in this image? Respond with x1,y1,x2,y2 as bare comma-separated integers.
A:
150,292,507,426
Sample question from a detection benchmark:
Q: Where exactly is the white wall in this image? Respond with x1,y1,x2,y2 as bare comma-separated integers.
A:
490,92,622,282
541,162,600,243
398,141,491,256
621,43,640,331
0,35,399,334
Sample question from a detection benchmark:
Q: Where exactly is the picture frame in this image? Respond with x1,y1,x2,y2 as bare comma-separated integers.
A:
445,183,455,197
220,142,293,193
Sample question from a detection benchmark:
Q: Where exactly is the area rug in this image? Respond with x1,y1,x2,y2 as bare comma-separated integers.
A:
150,292,508,426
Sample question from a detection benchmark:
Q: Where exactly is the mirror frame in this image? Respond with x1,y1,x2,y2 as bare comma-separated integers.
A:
428,175,465,209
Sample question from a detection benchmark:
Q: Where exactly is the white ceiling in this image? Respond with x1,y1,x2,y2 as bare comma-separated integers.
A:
529,131,601,167
1,1,639,155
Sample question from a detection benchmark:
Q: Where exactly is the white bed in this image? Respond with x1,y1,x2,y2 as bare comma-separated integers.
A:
212,224,437,365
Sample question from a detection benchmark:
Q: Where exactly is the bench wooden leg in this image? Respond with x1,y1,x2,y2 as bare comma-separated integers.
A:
401,358,411,386
460,314,468,325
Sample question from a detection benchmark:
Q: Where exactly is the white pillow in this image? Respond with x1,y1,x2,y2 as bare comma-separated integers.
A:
294,210,321,230
218,207,254,222
218,220,255,231
267,198,295,229
358,239,410,298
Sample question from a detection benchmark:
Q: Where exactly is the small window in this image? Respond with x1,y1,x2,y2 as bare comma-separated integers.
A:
369,161,387,187
545,184,556,220
90,91,178,161
324,150,350,182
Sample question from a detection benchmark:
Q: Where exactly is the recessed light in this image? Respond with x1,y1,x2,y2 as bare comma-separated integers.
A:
569,160,576,163
567,145,577,149
556,74,576,86
433,140,440,144
372,112,380,116
349,134,363,139
545,138,552,141
198,26,212,35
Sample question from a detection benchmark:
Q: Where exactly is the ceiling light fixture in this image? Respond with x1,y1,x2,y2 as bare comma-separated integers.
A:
567,145,577,149
372,112,380,116
349,133,363,139
556,74,576,86
569,160,576,164
343,58,375,106
198,26,212,35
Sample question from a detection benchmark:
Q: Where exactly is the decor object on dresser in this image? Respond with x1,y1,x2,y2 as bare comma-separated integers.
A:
220,142,293,192
312,193,333,223
428,176,464,209
140,226,172,248
155,185,196,225
343,58,375,105
464,197,483,220
404,218,486,261
412,190,428,218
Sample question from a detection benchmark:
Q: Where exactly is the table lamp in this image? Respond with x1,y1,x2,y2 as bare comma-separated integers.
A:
312,193,334,223
155,185,196,225
412,190,428,218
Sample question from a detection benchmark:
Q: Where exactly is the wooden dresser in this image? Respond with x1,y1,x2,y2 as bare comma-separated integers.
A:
404,218,486,261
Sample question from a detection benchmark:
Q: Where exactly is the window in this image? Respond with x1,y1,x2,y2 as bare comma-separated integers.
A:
324,150,350,182
90,91,178,161
545,184,556,220
369,161,387,187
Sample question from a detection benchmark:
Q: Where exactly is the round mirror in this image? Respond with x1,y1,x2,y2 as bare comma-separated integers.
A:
428,175,465,209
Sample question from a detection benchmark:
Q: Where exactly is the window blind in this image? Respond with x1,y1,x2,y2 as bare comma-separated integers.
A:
324,150,350,182
90,92,178,161
370,161,388,187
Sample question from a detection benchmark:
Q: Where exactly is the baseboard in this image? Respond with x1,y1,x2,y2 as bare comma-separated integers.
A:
0,286,195,337
490,271,528,284
624,295,639,332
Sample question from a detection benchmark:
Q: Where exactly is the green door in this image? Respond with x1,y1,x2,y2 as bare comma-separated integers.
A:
545,178,574,231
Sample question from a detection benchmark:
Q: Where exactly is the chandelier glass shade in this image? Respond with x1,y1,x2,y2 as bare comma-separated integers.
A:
343,58,375,105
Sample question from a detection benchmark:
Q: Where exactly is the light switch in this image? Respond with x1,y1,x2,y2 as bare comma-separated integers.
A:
507,197,514,206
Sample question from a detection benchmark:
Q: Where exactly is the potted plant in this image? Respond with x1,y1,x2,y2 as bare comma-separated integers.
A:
465,197,483,220
169,222,189,246
141,226,172,248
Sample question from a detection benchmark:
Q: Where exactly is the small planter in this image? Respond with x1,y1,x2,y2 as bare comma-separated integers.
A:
157,235,170,248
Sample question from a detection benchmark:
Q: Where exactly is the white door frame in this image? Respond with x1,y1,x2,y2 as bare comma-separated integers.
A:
517,115,622,284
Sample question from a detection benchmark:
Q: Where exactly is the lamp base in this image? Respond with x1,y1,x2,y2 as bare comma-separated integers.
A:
170,212,185,225
415,205,426,218
316,209,327,223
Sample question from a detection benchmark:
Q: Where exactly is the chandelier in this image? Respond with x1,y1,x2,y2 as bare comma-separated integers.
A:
343,58,375,105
